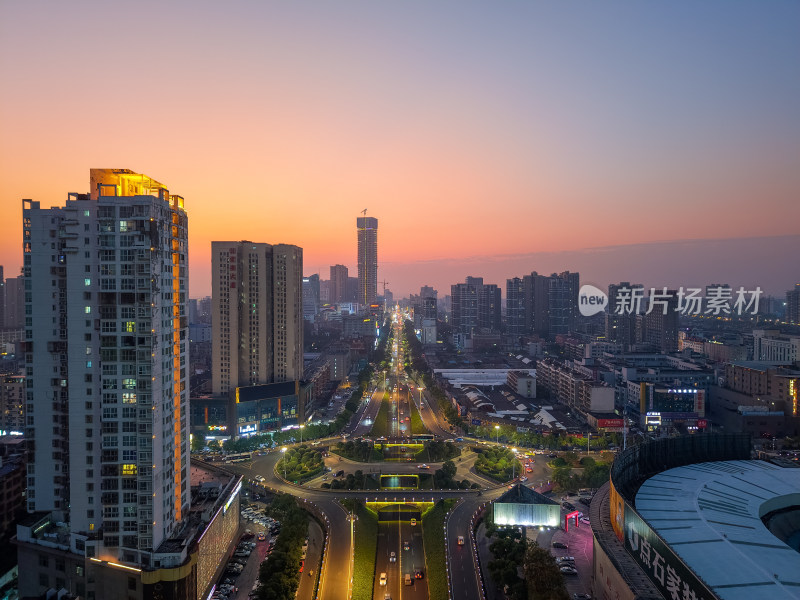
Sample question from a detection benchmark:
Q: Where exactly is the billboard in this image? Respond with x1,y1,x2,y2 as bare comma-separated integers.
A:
598,418,624,429
608,479,625,542
624,502,715,600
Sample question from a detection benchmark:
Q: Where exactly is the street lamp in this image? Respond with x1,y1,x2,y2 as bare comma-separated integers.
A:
281,447,287,480
300,424,305,445
587,431,591,456
495,425,500,445
511,447,516,479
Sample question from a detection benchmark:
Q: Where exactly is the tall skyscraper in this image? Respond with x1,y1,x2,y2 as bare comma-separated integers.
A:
21,169,189,564
357,215,378,305
451,277,483,343
329,264,348,303
211,241,303,396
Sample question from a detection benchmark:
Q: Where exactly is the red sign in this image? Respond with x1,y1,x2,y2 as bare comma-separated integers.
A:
697,419,708,428
597,418,624,429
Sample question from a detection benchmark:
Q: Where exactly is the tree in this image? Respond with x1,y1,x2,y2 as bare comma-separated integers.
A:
524,542,569,600
552,466,574,491
441,460,457,480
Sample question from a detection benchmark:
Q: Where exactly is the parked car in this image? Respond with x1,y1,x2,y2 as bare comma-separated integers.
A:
555,556,575,564
552,541,569,549
560,566,578,575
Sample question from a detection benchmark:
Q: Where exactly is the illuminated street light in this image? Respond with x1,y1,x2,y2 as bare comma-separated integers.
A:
281,446,287,480
495,425,500,445
300,424,305,445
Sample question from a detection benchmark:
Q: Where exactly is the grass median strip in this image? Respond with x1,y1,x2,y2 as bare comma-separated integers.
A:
340,499,378,600
422,498,456,600
369,391,392,438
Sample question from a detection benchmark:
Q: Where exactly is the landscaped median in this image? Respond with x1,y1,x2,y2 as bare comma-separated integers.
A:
422,499,456,600
340,499,378,600
473,446,520,483
276,445,324,483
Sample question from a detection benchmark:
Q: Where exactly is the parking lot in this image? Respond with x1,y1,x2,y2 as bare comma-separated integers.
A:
208,506,282,600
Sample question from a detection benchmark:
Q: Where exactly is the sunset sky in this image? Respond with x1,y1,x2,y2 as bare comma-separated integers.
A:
1,1,798,297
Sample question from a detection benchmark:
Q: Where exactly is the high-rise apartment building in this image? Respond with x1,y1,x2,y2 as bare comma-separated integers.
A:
21,168,189,566
211,241,303,396
517,271,579,339
787,283,800,325
357,216,378,305
0,265,4,329
606,282,643,349
302,274,320,319
451,277,482,341
506,277,525,337
644,289,679,352
3,273,24,329
329,264,348,303
479,284,502,331
0,374,24,434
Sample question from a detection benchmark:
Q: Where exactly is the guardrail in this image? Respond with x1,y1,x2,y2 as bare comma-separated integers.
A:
470,502,491,600
443,498,462,600
296,498,330,600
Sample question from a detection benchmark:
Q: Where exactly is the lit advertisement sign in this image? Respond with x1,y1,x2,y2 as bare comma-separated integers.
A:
624,503,714,600
597,418,624,429
224,480,242,514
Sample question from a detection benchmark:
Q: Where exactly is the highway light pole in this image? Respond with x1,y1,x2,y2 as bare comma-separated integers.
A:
495,425,500,445
300,424,305,445
281,447,287,479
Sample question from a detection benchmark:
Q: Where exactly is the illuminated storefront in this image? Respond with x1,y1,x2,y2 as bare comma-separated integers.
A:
233,381,299,438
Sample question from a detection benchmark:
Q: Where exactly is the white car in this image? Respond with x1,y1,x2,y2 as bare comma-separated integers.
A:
379,573,387,586
389,551,396,563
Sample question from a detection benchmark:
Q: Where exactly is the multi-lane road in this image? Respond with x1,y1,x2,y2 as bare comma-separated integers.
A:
222,310,563,600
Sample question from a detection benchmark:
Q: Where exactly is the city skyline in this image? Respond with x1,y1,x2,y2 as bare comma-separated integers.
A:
2,2,799,298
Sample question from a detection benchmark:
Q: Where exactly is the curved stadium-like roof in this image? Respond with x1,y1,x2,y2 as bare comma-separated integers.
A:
635,460,800,600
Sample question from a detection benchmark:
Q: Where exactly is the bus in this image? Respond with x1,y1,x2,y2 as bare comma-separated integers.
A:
412,434,434,442
225,452,252,463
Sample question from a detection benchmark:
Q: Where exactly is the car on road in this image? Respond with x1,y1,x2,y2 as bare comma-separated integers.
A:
415,569,424,579
389,551,396,563
555,556,575,564
417,464,430,469
257,532,266,541
457,536,465,545
410,518,416,526
552,541,569,549
403,541,410,551
379,573,387,586
560,566,578,575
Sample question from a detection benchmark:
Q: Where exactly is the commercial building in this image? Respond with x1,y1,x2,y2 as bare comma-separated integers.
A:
592,434,800,600
18,169,190,594
17,461,242,600
356,215,378,305
211,241,304,396
493,483,560,528
752,329,800,363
